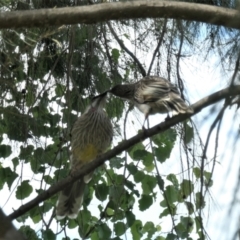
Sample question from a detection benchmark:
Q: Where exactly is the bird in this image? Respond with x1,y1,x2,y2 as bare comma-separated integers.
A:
56,92,113,219
109,76,193,127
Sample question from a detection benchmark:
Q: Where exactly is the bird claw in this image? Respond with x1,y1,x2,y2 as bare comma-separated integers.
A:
165,114,171,121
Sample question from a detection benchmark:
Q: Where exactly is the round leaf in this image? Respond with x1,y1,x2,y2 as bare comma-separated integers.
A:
16,180,33,199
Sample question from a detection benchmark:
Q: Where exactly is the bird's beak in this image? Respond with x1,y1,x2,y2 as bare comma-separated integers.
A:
91,91,108,107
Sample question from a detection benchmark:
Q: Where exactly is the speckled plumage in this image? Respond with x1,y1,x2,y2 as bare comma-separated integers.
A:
56,93,113,219
110,76,193,122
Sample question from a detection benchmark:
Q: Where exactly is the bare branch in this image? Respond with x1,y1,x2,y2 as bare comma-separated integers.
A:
0,1,240,30
8,85,240,220
147,19,167,76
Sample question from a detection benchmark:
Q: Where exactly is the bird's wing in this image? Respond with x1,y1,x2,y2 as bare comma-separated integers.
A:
135,77,178,104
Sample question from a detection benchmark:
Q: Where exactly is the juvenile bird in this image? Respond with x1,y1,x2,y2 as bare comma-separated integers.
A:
109,76,193,127
56,92,113,219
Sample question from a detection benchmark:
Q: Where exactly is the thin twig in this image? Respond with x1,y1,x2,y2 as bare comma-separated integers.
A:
107,21,146,77
147,19,167,75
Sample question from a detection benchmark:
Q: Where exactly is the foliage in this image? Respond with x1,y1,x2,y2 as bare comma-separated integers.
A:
0,0,239,240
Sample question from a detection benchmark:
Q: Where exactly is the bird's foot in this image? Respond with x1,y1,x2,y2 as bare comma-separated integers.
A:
165,114,171,121
141,125,148,136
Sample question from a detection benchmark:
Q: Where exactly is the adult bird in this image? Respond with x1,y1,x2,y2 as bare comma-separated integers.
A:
109,76,193,127
56,92,113,219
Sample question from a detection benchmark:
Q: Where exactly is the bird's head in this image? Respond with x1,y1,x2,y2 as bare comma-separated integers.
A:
109,84,134,100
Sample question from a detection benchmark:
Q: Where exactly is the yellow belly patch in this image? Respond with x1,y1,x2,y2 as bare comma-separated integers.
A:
72,144,99,163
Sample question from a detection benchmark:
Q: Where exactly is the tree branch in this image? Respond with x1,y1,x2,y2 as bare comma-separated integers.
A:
8,85,240,220
0,1,240,30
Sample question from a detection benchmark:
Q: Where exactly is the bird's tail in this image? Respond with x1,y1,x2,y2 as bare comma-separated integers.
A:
56,178,86,220
168,92,193,114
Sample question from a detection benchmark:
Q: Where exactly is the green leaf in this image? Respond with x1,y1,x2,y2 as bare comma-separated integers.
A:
32,214,42,224
181,216,194,230
68,219,78,229
165,185,178,204
204,170,213,187
185,201,195,214
175,217,193,238
159,208,169,218
12,157,19,172
180,179,194,198
128,142,145,160
96,223,111,239
126,210,135,227
78,209,92,237
42,229,55,240
112,48,120,62
134,170,145,183
184,122,194,144
3,106,30,141
195,216,203,232
29,207,41,224
142,221,155,238
26,90,35,106
112,209,125,221
114,222,126,236
166,174,179,189
95,183,109,201
193,167,201,179
54,168,68,180
142,175,157,194
16,180,33,199
106,97,125,119
195,192,205,210
131,220,143,240
159,205,176,218
30,156,41,174
19,145,34,160
175,222,189,239
106,207,114,216
145,163,155,172
114,174,125,184
39,201,53,214
138,194,153,211
110,157,124,169
48,113,61,127
153,129,177,163
155,237,165,240
125,179,136,192
91,232,98,240
19,226,40,240
133,149,146,160
166,233,177,240
160,200,167,207
55,83,65,97
127,163,138,175
43,175,54,185
0,144,11,158
109,185,124,204
140,150,154,167
0,167,18,190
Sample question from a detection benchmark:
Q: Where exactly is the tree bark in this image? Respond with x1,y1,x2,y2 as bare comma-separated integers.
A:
0,1,239,30
0,209,26,240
